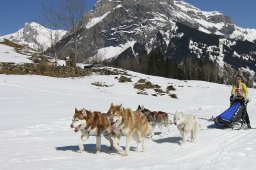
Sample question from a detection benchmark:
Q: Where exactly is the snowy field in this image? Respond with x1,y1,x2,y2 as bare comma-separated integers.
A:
0,70,256,170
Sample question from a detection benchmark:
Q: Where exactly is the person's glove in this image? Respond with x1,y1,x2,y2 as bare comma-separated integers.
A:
230,95,234,102
243,97,250,104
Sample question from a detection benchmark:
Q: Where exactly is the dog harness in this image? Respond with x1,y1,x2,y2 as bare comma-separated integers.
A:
235,87,243,97
231,82,248,97
178,123,185,131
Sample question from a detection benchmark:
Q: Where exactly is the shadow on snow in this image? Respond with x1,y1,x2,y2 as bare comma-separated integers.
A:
55,144,114,154
153,136,181,144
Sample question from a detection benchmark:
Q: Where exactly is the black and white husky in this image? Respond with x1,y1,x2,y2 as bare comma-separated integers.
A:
137,105,172,138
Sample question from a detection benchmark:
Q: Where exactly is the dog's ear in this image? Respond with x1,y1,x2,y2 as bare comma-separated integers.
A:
118,104,122,108
111,102,113,107
82,108,87,117
75,108,78,113
141,105,144,110
138,105,141,109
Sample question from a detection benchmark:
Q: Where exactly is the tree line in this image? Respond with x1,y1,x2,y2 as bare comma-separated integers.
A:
116,50,256,87
145,51,223,83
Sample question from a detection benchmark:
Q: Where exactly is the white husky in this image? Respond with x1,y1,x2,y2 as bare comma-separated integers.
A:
173,111,200,144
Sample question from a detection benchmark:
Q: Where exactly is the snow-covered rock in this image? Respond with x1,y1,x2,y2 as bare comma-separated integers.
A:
0,22,67,50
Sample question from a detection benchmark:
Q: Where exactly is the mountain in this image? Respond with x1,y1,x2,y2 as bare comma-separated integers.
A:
54,0,256,82
174,1,256,41
0,22,67,51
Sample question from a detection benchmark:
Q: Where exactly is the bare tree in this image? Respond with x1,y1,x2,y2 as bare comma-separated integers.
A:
59,0,86,63
41,0,87,66
41,1,65,65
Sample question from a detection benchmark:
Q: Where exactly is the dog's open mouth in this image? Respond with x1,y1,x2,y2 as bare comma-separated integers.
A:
74,125,82,132
111,120,118,126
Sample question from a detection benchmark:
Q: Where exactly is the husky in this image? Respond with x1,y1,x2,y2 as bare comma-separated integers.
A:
70,108,115,154
107,103,151,156
173,111,200,145
137,105,171,138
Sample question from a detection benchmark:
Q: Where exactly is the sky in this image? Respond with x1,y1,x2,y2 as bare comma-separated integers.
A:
0,0,256,36
0,0,97,36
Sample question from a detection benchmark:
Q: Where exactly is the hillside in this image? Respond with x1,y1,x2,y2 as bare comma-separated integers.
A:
0,69,256,170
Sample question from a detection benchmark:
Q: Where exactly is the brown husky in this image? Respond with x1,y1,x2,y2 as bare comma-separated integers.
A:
107,103,152,156
70,108,115,154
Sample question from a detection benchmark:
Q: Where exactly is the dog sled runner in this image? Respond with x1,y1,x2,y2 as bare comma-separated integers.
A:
214,101,245,129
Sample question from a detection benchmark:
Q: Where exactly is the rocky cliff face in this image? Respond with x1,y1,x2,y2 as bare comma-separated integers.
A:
54,0,256,80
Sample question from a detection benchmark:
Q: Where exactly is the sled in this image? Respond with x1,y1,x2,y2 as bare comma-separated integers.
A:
214,101,245,129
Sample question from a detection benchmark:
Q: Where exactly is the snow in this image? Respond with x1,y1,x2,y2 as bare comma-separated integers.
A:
0,44,32,64
174,0,222,21
194,18,225,30
242,67,255,77
86,41,136,62
174,0,256,42
160,30,171,46
86,11,111,29
114,4,123,9
0,43,96,68
174,0,223,21
198,26,211,34
0,22,66,50
230,26,256,42
0,66,256,170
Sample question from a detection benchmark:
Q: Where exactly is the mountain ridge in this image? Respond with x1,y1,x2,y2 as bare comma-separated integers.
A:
48,0,256,83
0,22,67,51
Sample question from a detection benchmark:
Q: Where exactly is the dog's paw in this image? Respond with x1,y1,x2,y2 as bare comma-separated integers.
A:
77,150,84,153
178,140,185,146
182,141,187,145
95,151,100,154
148,135,154,140
117,150,124,154
191,139,196,143
138,149,144,152
135,147,144,152
114,146,124,153
135,148,140,152
121,152,128,156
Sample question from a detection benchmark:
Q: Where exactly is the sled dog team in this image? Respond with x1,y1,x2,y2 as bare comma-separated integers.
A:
70,103,201,156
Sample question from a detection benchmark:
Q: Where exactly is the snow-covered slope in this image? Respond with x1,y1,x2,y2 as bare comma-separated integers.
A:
0,22,67,50
0,70,256,170
0,44,32,64
174,0,256,41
